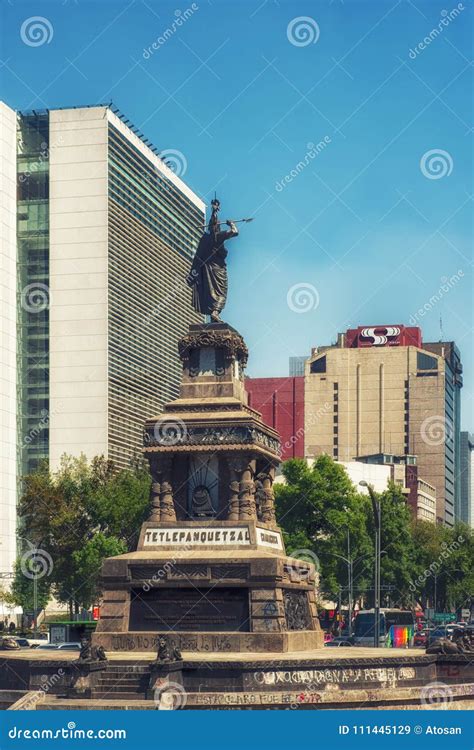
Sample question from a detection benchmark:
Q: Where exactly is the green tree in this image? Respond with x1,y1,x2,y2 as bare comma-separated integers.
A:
9,558,51,628
411,521,474,613
17,454,150,615
366,483,416,608
275,456,372,604
72,533,127,609
444,524,474,615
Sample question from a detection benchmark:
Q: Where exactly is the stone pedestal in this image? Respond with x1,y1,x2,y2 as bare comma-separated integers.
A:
93,323,323,658
66,660,108,699
147,661,184,704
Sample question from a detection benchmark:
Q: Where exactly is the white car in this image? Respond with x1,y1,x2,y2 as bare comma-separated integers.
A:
27,636,50,648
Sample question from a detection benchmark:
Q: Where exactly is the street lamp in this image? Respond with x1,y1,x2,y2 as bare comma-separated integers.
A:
359,481,381,649
332,550,352,636
18,537,39,637
330,534,371,638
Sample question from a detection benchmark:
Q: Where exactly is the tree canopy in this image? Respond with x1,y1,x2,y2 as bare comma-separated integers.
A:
13,454,150,615
275,456,473,614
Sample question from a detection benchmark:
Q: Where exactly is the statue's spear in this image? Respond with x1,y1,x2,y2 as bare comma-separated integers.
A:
195,217,255,230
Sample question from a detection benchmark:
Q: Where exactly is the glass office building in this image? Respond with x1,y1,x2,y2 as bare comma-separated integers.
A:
5,103,205,492
16,112,51,477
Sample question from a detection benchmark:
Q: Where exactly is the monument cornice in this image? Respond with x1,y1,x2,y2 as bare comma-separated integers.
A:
178,326,249,367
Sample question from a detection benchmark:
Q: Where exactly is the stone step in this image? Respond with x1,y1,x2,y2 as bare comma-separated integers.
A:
102,666,150,673
91,692,149,701
40,698,155,710
94,686,148,694
96,675,149,685
98,674,150,682
103,661,150,672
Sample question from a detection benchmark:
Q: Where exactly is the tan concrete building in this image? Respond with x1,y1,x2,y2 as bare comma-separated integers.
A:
304,325,462,525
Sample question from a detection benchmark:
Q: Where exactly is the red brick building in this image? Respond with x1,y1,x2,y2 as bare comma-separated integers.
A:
245,377,305,461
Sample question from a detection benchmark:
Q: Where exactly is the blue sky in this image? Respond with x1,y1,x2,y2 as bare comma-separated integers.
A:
1,0,473,426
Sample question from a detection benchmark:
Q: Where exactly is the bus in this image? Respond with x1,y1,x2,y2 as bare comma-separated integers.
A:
353,609,415,647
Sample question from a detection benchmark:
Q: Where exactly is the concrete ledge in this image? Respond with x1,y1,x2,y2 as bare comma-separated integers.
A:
92,630,324,653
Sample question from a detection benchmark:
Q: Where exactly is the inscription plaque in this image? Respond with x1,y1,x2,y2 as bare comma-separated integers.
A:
129,588,249,632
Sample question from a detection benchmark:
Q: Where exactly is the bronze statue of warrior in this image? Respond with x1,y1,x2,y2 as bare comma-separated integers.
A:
187,198,238,322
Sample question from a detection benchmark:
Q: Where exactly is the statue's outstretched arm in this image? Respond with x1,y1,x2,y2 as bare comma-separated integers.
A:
218,220,239,241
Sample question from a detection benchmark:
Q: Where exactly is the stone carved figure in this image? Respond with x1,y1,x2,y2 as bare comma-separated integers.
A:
426,629,474,655
146,458,177,523
157,636,182,663
187,198,238,322
191,485,214,517
228,479,240,521
78,635,107,662
255,472,276,524
426,637,461,655
284,591,311,631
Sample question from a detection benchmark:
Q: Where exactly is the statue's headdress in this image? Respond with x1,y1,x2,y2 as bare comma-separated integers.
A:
208,197,221,235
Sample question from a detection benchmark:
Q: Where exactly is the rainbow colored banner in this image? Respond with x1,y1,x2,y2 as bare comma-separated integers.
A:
387,624,415,647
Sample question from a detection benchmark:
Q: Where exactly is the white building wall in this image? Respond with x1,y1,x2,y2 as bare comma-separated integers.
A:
0,101,18,578
336,460,391,494
469,437,474,528
48,108,109,468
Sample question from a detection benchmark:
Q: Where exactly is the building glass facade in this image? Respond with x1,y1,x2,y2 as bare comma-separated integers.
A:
16,112,50,478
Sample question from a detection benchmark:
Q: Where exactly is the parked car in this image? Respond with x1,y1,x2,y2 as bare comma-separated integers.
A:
414,629,429,647
325,637,354,647
27,635,49,647
36,643,59,650
13,637,31,648
0,636,20,650
56,642,81,651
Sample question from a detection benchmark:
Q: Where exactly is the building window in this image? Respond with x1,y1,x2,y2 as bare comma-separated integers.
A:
417,351,438,373
310,355,326,374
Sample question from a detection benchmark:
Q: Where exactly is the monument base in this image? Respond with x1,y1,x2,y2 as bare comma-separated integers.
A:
93,630,321,654
3,651,473,711
93,521,324,654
